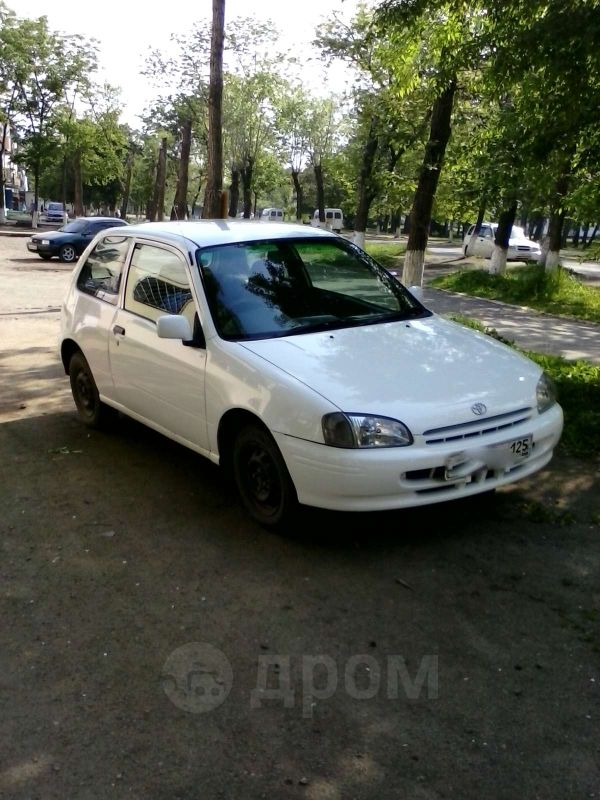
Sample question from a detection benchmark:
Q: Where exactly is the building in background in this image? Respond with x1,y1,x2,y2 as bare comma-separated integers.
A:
1,125,28,212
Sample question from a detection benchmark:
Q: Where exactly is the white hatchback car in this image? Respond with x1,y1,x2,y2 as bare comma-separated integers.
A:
463,223,542,261
60,221,562,526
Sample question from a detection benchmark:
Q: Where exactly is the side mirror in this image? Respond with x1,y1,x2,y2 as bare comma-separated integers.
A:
157,314,193,341
409,285,424,302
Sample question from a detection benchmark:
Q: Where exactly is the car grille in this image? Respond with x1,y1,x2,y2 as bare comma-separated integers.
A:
422,407,533,444
517,245,532,251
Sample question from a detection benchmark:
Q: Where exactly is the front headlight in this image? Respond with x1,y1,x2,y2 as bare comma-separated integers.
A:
536,373,556,413
41,239,50,245
322,412,413,448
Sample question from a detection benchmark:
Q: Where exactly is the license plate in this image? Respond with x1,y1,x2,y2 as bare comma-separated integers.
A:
506,435,532,459
27,242,37,251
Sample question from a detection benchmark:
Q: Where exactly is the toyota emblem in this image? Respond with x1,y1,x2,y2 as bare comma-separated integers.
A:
471,403,487,416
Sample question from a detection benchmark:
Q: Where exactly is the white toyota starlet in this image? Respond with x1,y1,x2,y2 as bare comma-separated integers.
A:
60,221,563,526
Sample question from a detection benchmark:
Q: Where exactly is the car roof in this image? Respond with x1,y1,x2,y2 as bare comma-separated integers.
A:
120,220,337,249
75,216,125,223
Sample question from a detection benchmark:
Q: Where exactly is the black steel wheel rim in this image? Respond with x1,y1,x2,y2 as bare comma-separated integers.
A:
241,444,282,515
75,369,95,415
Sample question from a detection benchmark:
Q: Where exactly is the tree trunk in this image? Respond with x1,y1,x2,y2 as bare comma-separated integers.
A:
60,154,69,210
490,201,517,275
174,117,192,220
584,223,598,248
120,150,134,221
545,208,566,273
580,223,589,248
314,162,325,224
402,213,411,234
543,170,570,272
353,125,378,246
228,167,240,217
291,169,303,221
0,123,6,223
466,201,486,256
191,174,204,218
241,156,254,218
390,209,401,237
403,79,457,287
152,137,168,222
203,0,225,219
572,224,580,248
73,149,84,217
32,160,41,229
561,218,571,248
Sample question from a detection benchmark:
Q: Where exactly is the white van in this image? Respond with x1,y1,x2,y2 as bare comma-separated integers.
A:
310,208,344,232
260,208,284,222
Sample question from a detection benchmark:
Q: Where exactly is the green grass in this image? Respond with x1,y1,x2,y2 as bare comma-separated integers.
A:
449,314,600,459
364,242,406,270
432,265,600,323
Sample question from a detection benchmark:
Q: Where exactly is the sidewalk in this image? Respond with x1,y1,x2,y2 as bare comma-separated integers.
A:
424,286,600,363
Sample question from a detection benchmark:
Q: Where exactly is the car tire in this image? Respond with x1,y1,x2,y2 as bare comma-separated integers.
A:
233,424,298,528
68,352,114,428
39,253,52,260
59,244,77,263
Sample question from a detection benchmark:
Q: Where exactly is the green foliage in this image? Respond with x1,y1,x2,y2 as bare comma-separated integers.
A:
448,314,600,459
524,352,600,460
434,266,600,323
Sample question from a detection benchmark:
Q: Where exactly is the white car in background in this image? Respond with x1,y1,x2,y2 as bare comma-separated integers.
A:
60,221,562,527
463,223,542,261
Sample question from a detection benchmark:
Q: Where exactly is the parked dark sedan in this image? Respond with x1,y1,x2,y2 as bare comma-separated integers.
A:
27,217,127,263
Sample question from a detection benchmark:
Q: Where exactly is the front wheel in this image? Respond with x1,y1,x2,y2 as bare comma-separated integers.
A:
68,351,113,428
59,244,77,263
233,425,298,528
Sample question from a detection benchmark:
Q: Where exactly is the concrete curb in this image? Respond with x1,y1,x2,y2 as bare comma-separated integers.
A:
428,286,600,328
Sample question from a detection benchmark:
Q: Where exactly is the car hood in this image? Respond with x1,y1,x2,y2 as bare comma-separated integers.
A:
509,236,540,249
31,230,76,241
239,315,542,434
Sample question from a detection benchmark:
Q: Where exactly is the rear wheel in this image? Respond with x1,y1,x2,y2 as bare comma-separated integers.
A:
59,244,77,263
68,352,114,428
233,425,298,528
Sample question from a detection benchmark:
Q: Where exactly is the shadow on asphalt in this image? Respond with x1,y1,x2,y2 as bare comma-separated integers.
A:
0,406,552,553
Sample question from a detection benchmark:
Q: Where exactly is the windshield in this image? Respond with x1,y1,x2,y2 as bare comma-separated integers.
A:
196,238,429,340
60,221,87,233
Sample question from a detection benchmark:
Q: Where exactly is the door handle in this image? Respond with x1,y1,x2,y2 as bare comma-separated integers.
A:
113,325,126,336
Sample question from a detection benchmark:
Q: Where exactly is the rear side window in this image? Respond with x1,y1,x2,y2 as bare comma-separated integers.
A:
77,235,131,304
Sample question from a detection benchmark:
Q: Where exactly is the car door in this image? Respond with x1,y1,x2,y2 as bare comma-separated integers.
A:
473,225,494,257
108,240,209,452
70,233,133,400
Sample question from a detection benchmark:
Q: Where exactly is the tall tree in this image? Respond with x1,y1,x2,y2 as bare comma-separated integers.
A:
203,0,225,218
11,15,97,226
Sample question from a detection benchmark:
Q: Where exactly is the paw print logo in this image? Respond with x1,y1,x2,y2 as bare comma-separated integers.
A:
161,643,233,713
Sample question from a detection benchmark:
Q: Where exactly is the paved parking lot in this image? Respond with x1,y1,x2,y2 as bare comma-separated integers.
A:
1,235,598,799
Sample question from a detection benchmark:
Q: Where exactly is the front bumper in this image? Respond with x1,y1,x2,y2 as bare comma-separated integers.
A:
275,403,563,511
508,247,541,261
27,241,56,255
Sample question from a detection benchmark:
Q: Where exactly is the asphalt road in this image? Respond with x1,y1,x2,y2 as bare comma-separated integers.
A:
1,236,599,800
